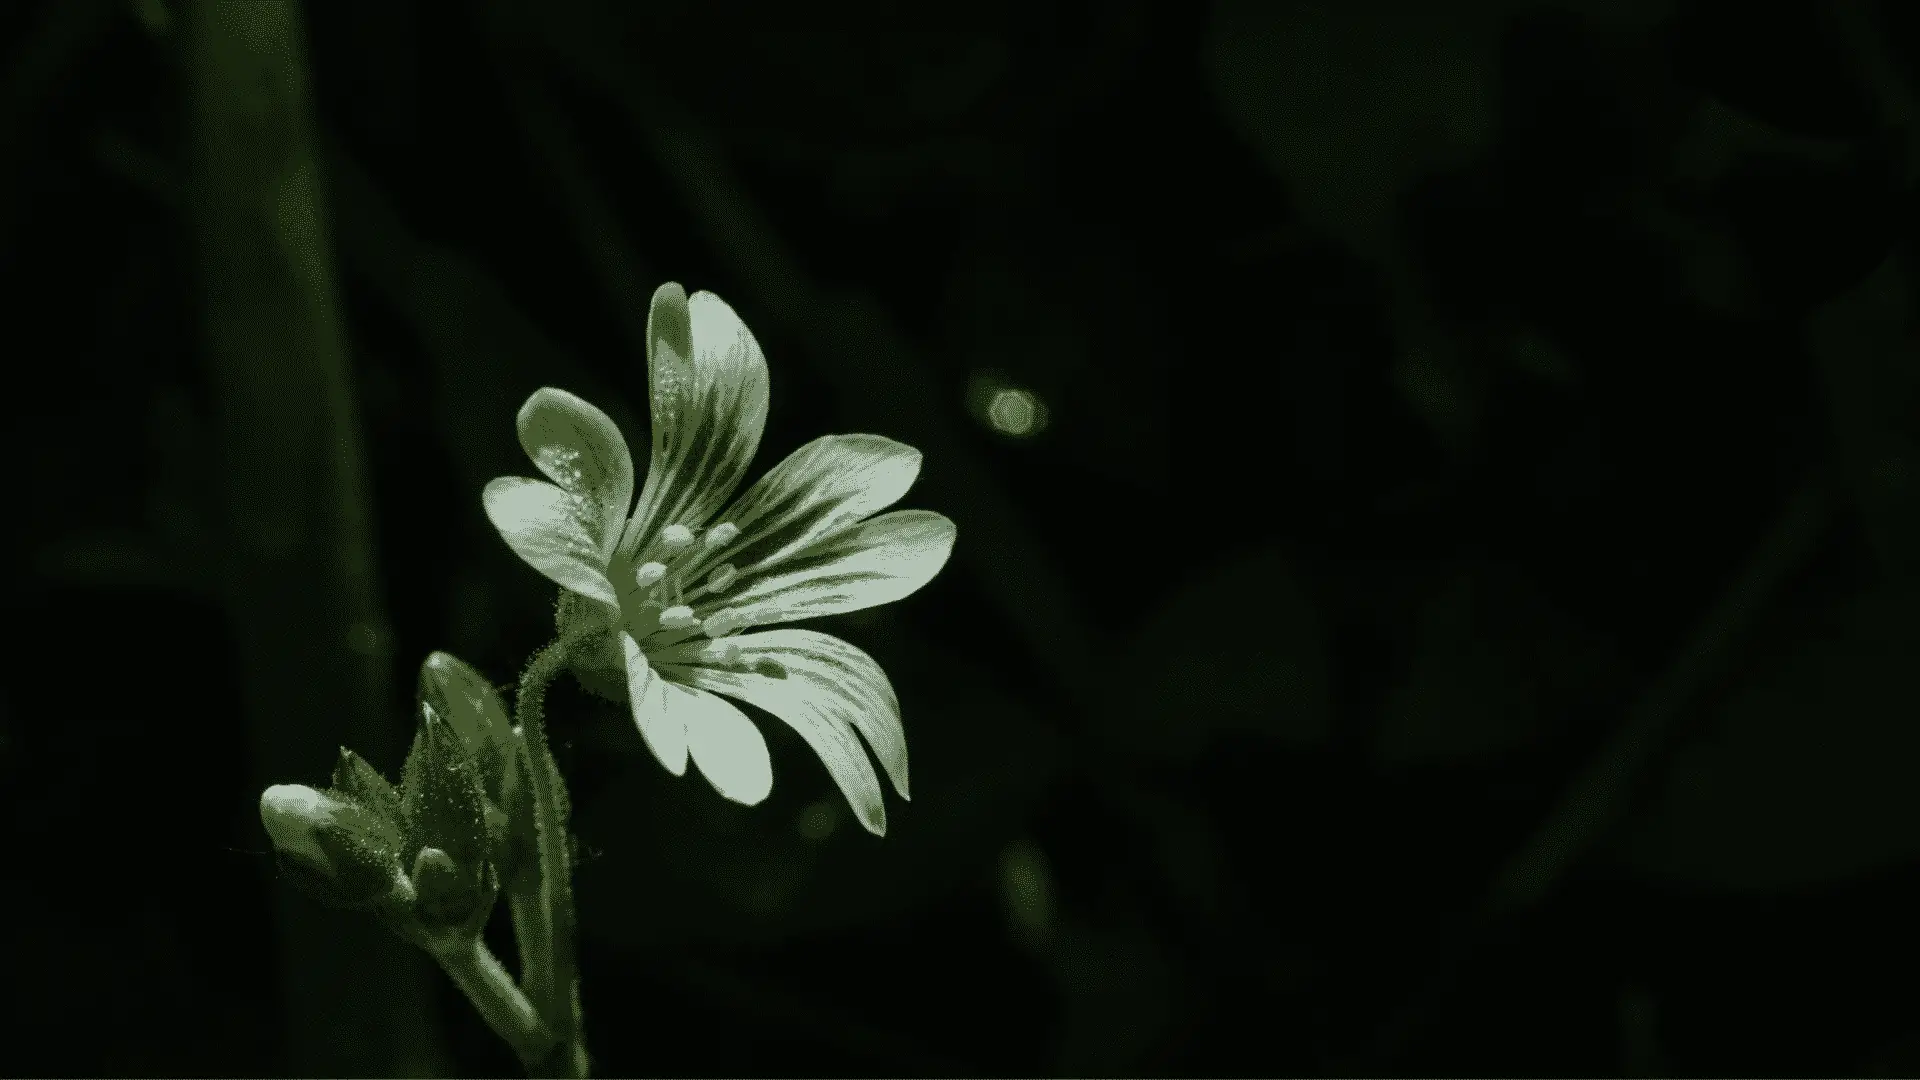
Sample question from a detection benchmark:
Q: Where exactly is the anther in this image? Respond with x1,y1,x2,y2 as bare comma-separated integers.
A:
658,524,694,553
702,611,744,639
704,522,740,549
706,564,738,591
714,641,743,666
633,561,668,588
659,605,698,630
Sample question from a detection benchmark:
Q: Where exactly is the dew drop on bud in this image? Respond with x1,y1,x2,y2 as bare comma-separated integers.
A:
659,524,694,553
704,522,740,549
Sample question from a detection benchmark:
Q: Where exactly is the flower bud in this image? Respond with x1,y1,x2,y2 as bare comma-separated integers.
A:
418,651,516,804
409,847,472,927
259,784,409,910
331,746,403,825
398,707,499,939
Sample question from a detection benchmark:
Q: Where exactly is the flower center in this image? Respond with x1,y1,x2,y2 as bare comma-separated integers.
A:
613,520,748,654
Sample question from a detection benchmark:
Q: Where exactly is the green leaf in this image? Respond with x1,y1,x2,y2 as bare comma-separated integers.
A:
1113,550,1330,760
329,746,404,848
1612,586,1920,890
1812,255,1919,584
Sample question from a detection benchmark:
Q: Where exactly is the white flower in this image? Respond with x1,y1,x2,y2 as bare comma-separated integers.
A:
482,283,955,835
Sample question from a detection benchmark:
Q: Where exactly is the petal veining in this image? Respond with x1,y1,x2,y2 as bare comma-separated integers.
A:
716,509,955,627
668,433,924,589
658,628,907,835
619,285,771,559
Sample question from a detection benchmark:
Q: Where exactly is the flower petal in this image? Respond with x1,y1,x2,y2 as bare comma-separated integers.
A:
516,387,634,555
619,285,770,558
623,632,686,775
678,682,774,806
657,629,907,836
668,433,924,590
483,476,620,607
715,509,955,627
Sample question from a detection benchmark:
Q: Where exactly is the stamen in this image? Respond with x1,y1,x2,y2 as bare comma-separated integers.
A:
658,605,698,630
704,522,740,549
658,524,694,554
702,611,745,639
714,640,742,666
706,564,738,592
633,561,668,588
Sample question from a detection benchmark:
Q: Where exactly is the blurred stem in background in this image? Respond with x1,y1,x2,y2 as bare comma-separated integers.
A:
184,1,448,1074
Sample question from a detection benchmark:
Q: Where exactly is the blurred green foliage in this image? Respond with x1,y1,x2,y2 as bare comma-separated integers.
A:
6,0,1919,1073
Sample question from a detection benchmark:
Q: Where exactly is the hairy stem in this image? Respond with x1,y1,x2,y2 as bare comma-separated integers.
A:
507,865,555,1045
435,938,556,1075
511,637,591,1078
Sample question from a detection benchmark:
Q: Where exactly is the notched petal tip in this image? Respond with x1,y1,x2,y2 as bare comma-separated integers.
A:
513,387,635,549
648,282,693,365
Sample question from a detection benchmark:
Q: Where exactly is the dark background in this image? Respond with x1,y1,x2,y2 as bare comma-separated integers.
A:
4,0,1918,1075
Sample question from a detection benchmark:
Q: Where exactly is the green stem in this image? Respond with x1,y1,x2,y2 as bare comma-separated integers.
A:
512,636,591,1078
435,938,557,1075
1483,477,1832,912
187,0,446,1073
507,870,555,1042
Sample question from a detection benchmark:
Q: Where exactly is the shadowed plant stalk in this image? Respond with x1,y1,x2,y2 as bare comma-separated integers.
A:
184,0,447,1075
